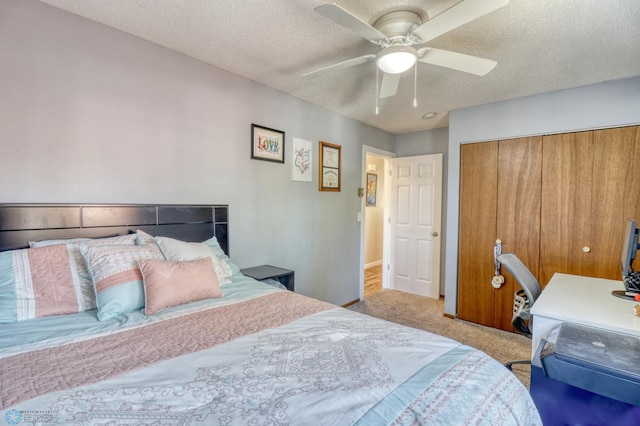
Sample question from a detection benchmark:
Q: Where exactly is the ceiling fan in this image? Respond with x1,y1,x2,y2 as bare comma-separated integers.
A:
304,0,509,103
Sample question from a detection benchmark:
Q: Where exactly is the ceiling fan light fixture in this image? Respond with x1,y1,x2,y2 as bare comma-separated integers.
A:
376,46,417,74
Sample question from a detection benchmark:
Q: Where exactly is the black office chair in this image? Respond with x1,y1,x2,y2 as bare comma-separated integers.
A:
496,252,542,370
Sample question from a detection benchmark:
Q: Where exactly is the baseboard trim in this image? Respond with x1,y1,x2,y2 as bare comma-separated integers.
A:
364,260,382,269
342,299,360,308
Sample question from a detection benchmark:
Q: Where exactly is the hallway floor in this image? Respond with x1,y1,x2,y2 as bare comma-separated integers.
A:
364,264,382,298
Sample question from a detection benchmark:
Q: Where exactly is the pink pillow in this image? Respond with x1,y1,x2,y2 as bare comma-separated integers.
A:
139,258,223,315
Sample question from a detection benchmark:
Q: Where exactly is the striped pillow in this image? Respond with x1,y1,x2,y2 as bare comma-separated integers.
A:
82,244,165,321
0,234,139,323
28,234,138,312
0,245,81,323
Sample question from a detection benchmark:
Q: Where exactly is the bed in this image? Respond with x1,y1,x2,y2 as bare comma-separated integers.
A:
0,204,541,425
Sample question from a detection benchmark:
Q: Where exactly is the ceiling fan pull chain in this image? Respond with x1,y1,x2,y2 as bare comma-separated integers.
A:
413,64,418,108
375,67,379,115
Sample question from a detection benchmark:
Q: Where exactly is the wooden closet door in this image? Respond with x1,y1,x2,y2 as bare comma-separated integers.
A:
458,138,542,331
458,142,498,326
590,127,637,279
541,127,639,284
459,126,638,331
540,131,594,285
624,127,640,225
494,137,542,330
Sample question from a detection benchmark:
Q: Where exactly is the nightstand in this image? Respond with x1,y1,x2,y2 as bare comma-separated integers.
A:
240,265,295,292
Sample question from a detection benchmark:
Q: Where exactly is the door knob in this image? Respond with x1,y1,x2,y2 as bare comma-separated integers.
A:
582,246,591,253
432,232,438,237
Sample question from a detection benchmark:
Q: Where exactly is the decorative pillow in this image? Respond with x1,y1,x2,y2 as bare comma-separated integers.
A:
155,237,234,284
0,245,82,323
82,244,164,321
139,258,223,315
47,234,139,312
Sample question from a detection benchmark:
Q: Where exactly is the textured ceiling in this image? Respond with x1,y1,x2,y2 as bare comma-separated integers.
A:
37,0,640,134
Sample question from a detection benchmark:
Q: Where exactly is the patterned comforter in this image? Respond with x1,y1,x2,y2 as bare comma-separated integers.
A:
0,280,541,425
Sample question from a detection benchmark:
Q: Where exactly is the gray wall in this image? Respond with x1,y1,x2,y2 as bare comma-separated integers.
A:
395,127,449,157
395,127,449,295
444,76,640,316
0,0,395,305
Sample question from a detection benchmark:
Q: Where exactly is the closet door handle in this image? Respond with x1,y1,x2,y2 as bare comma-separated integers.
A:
492,240,504,288
583,246,591,253
432,232,438,237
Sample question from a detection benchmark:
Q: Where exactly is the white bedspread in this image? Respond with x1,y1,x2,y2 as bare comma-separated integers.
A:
1,283,541,425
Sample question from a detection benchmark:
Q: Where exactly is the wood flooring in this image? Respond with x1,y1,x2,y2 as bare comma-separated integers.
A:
364,264,382,298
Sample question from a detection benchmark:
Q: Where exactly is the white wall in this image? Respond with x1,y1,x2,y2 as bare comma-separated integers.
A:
444,76,640,316
0,0,395,305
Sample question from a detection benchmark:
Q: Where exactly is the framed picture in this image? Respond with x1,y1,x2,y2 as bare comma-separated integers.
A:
319,141,341,192
366,173,377,206
292,137,312,182
251,124,285,163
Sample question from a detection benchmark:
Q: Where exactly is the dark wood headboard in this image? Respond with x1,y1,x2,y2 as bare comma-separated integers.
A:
0,204,229,254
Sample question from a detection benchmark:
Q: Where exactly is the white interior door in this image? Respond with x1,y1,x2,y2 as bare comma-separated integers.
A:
389,154,443,298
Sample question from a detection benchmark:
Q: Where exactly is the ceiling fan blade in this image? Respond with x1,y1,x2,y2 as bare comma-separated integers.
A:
379,73,401,98
418,48,497,76
302,54,376,77
412,0,509,43
315,4,387,42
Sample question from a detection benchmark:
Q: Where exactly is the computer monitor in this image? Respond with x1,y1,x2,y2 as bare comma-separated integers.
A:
621,219,640,293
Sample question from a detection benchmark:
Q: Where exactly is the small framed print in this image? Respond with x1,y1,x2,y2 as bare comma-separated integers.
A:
251,124,285,163
292,137,312,182
366,173,377,206
319,141,341,192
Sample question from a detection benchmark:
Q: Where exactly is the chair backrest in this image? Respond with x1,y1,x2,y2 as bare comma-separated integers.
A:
496,253,542,304
497,253,542,337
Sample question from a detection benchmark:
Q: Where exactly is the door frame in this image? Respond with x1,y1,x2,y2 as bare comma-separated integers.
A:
360,145,395,301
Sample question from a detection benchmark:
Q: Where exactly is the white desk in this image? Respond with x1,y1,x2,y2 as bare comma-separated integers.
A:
529,273,640,424
530,273,640,358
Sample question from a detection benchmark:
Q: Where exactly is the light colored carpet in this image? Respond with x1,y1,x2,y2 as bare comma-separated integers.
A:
347,289,532,387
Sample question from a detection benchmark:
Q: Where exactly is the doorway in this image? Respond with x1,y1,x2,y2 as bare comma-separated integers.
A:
360,146,394,300
363,153,386,297
360,147,443,301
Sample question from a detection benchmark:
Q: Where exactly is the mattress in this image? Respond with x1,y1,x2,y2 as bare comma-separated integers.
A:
0,274,540,425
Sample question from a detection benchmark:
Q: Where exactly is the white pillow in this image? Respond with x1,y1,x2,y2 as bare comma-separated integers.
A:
135,229,157,246
155,237,233,284
29,237,92,248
